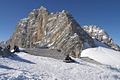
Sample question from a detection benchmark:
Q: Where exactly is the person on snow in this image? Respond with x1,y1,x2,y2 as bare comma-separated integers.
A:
64,54,75,63
13,45,20,53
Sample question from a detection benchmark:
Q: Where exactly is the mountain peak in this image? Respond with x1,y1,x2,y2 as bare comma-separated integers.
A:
8,7,95,58
39,6,47,11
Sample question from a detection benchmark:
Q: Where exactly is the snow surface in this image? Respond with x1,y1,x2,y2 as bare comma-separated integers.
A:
83,42,91,49
93,39,111,48
0,51,120,80
83,39,110,49
81,47,120,66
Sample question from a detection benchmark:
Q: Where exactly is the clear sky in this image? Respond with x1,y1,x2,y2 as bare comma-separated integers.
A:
0,0,120,45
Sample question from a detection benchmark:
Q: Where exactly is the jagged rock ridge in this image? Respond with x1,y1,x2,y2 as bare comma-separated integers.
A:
8,6,96,57
82,25,120,51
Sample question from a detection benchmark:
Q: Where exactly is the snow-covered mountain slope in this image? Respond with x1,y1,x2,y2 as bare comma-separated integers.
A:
81,47,120,66
0,52,120,80
83,38,110,49
93,38,111,49
82,25,120,51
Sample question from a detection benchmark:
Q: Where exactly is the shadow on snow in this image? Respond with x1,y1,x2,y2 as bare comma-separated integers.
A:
8,54,36,64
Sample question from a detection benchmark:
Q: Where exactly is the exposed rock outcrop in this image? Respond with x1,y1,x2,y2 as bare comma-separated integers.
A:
82,25,120,51
8,6,96,58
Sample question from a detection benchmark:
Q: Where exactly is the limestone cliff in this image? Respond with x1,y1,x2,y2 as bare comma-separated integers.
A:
8,6,96,57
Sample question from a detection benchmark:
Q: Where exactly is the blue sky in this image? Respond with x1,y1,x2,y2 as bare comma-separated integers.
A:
0,0,120,45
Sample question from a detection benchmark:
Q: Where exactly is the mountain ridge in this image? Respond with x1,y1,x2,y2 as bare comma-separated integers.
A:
82,25,120,51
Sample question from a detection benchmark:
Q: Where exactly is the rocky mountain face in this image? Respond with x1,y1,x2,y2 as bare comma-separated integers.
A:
8,6,96,58
82,25,120,51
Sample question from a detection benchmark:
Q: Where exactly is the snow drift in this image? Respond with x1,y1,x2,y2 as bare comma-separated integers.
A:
81,47,120,66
